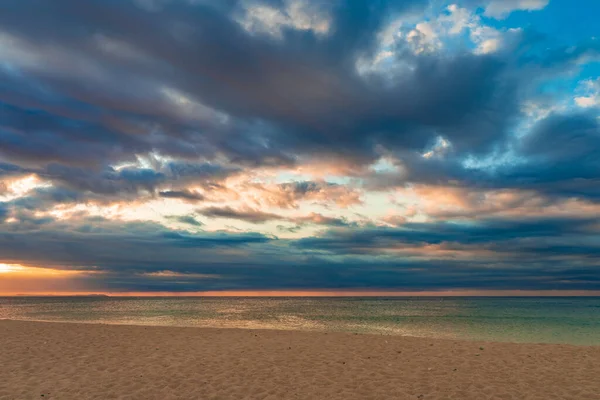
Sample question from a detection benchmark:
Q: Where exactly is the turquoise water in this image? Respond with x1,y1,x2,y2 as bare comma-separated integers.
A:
1,297,599,345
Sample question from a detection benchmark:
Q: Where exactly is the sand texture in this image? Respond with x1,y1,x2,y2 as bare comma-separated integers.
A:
1,320,599,400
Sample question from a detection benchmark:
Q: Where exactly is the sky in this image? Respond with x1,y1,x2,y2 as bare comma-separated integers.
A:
0,0,599,295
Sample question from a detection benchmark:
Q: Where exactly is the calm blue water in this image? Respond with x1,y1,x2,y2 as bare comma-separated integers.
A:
1,297,599,345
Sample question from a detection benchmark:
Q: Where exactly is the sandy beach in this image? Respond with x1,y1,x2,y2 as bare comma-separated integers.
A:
1,320,599,400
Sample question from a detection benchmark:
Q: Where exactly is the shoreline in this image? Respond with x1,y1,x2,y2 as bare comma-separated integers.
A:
3,318,600,348
2,320,600,399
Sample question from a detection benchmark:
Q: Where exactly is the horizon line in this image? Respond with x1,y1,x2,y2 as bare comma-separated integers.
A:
2,290,600,297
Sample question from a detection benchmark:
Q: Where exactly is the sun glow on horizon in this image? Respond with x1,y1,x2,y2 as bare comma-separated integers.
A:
0,263,25,273
0,263,92,277
0,264,98,296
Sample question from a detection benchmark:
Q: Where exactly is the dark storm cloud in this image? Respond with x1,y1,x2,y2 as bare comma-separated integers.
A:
0,201,56,227
0,219,273,271
165,215,204,227
159,190,205,202
295,214,354,227
0,161,238,207
0,162,29,177
0,0,596,199
507,112,600,198
0,101,147,168
0,203,8,221
280,181,356,198
464,111,600,200
197,206,283,224
0,217,598,291
263,181,362,209
6,187,83,211
283,181,323,195
365,109,600,201
43,164,165,195
520,112,599,161
0,0,523,171
295,217,600,254
165,162,239,181
196,205,355,227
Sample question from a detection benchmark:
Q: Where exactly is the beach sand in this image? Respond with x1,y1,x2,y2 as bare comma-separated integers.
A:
1,320,599,400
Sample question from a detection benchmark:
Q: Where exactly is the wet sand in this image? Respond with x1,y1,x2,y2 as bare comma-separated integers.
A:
1,320,599,400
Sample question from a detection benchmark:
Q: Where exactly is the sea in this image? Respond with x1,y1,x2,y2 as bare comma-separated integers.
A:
1,296,599,345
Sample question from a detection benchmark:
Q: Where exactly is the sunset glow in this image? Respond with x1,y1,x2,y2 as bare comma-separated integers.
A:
0,264,87,276
0,264,23,274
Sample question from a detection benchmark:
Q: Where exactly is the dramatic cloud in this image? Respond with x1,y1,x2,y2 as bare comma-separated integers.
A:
165,215,205,227
197,206,283,224
0,0,599,293
159,190,205,202
0,216,597,292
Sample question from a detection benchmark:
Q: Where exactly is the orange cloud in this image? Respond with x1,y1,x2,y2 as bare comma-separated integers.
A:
393,185,600,221
140,271,221,279
0,175,50,201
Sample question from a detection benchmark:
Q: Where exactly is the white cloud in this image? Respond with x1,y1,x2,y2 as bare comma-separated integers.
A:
470,25,503,54
484,0,549,19
443,4,472,34
378,18,404,47
406,22,442,54
437,5,505,54
478,38,501,54
575,96,598,108
235,0,330,39
574,79,600,108
356,3,513,77
373,50,394,65
422,137,452,159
